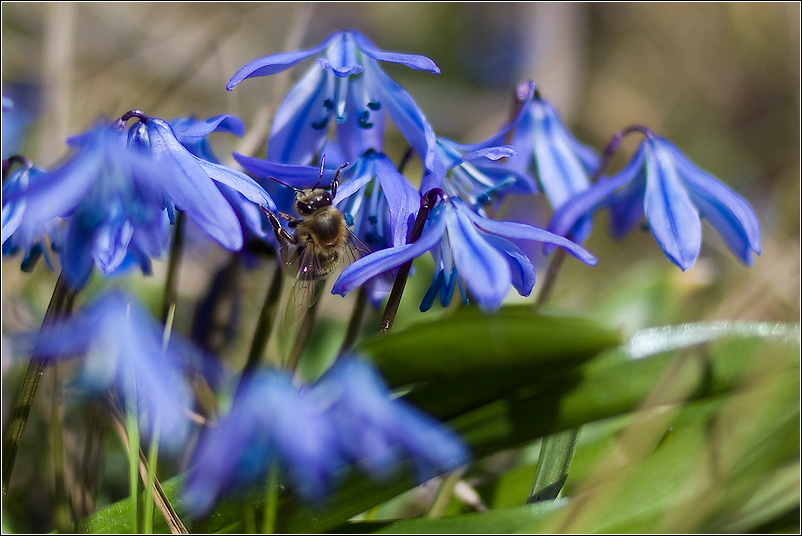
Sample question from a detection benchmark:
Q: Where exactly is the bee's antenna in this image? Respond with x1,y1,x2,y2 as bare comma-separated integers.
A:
266,175,302,192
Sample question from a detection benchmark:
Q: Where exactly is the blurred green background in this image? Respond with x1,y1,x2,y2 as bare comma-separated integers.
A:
2,3,800,531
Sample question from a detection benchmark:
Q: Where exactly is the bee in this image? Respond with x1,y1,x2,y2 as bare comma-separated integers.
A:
264,163,371,333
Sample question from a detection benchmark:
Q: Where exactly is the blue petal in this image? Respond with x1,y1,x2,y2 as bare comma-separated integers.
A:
147,118,244,251
446,203,511,311
170,114,245,139
352,30,441,73
226,37,332,91
318,32,363,77
666,140,761,263
233,153,341,188
362,56,438,173
466,208,597,266
332,215,446,296
334,75,385,159
608,170,647,239
267,64,334,165
643,139,702,271
373,154,420,246
481,233,536,296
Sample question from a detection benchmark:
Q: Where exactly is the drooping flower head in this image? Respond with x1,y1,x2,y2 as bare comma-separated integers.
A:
25,290,221,450
123,111,276,251
227,30,440,172
548,131,761,271
333,192,597,312
183,356,469,517
506,81,600,243
2,121,171,288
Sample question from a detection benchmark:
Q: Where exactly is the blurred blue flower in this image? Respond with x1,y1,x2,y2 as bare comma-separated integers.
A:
333,194,597,312
125,113,276,251
227,30,440,172
2,121,172,288
507,83,600,243
28,290,220,450
548,135,761,271
2,159,60,271
183,369,341,516
312,357,469,482
169,114,270,241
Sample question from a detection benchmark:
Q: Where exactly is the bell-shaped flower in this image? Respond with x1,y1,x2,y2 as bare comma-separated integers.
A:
227,30,440,172
169,114,270,241
312,357,469,482
1,122,173,288
333,194,597,312
23,290,220,450
507,83,600,243
548,135,761,271
183,369,342,516
125,113,276,252
2,159,60,271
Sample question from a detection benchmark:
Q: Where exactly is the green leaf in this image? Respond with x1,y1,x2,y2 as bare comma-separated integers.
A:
78,321,799,534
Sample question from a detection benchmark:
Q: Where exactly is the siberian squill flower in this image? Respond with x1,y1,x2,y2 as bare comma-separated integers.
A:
124,111,276,251
183,369,341,516
312,357,469,482
1,121,172,288
548,133,761,271
333,193,597,312
227,30,440,172
2,158,59,271
183,356,469,516
506,82,600,243
25,290,220,450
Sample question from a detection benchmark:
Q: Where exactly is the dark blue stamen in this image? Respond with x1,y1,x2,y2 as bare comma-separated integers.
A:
311,117,330,130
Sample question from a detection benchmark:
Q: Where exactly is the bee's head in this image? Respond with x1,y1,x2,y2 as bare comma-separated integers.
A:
295,188,332,215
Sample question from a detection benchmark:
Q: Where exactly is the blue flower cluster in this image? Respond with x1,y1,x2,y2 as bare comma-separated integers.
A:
1,24,764,522
182,357,469,516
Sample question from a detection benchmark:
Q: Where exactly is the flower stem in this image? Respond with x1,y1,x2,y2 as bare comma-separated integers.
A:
125,389,141,533
2,270,75,498
241,264,284,381
162,211,186,324
261,461,280,534
143,426,160,534
379,189,444,333
527,428,581,503
50,366,74,533
426,466,467,519
339,286,367,354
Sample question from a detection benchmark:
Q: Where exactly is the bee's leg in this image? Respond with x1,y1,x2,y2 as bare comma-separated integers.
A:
265,209,295,250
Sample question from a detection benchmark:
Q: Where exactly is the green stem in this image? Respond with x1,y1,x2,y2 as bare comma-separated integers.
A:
241,264,284,380
143,426,160,534
2,270,75,498
125,389,141,533
162,211,186,324
286,283,324,373
527,428,581,503
261,462,280,534
339,286,367,354
50,366,74,533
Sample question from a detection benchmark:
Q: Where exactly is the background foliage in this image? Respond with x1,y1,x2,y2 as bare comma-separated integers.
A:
2,3,800,533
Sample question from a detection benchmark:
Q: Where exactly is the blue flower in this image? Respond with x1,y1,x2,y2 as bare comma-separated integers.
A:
312,357,469,482
2,159,59,271
548,135,761,270
125,113,276,250
169,114,271,241
332,194,597,312
227,30,440,172
26,290,220,450
2,121,172,288
507,83,600,243
183,369,341,516
183,356,469,516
